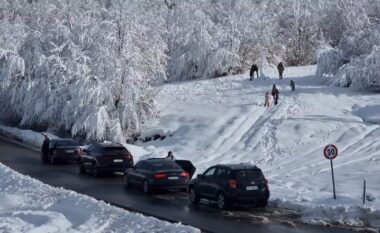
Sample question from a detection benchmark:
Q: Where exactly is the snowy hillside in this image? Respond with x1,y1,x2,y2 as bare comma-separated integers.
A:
0,162,199,233
140,65,380,228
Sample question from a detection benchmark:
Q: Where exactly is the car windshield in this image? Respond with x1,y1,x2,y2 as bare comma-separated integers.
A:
55,140,79,147
235,169,264,181
150,161,181,171
102,147,126,151
101,147,127,154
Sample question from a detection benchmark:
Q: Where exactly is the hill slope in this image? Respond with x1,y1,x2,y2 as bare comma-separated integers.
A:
141,65,380,228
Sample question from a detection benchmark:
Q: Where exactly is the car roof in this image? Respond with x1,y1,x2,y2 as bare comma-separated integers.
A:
145,158,173,163
50,139,77,142
217,163,259,170
94,142,125,148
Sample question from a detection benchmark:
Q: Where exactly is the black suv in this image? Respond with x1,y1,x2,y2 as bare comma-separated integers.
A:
188,163,269,209
79,143,133,177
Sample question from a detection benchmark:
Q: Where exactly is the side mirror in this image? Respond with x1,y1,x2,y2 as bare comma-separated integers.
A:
197,174,203,179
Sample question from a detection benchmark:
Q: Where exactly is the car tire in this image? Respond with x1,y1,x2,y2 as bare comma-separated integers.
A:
217,192,229,210
189,186,200,205
123,175,131,188
257,199,268,208
143,180,150,194
78,162,86,174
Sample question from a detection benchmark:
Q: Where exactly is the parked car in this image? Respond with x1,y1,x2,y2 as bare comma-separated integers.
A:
123,158,196,194
43,139,81,164
78,142,134,177
188,163,270,210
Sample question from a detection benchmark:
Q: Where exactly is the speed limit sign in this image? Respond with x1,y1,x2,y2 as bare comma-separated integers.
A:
323,144,338,199
324,144,338,160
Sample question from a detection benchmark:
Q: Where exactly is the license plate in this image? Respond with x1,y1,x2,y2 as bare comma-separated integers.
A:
246,186,258,191
113,159,123,163
168,176,179,180
65,150,75,153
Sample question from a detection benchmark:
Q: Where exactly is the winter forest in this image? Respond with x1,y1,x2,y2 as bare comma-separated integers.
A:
0,0,380,142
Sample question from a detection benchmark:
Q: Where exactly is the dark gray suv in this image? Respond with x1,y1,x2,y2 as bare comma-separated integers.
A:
188,163,270,209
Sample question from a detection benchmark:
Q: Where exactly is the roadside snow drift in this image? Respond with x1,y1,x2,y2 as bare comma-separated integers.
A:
0,163,199,233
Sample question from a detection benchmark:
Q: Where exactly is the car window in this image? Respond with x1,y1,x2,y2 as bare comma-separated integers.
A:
135,161,144,169
55,140,80,147
234,169,264,181
203,167,216,177
215,167,230,179
150,161,181,171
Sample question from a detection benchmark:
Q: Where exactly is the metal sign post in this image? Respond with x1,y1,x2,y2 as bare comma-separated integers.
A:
324,144,338,200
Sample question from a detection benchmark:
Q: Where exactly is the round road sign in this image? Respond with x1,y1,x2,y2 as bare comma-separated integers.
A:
323,144,338,160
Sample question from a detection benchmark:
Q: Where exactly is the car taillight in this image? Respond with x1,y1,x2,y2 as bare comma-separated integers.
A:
264,179,268,185
179,172,189,178
229,179,237,189
124,155,133,160
154,173,167,179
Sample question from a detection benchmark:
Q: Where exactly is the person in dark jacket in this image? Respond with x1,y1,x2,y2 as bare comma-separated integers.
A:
249,64,259,80
271,84,279,105
290,80,295,91
41,134,50,162
166,151,175,161
277,62,285,79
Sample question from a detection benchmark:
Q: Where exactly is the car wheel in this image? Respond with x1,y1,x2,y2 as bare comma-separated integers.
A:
143,180,150,194
189,187,200,205
257,199,268,208
217,192,229,210
123,175,131,188
78,162,86,174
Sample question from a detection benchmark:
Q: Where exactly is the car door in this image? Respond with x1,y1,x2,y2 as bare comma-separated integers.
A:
127,161,142,184
197,166,216,197
134,161,148,185
82,145,96,169
213,167,230,195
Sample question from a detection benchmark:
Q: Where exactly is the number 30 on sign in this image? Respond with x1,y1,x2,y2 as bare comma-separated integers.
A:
324,144,338,160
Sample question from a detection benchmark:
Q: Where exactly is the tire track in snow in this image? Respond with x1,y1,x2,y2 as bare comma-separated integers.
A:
201,105,265,164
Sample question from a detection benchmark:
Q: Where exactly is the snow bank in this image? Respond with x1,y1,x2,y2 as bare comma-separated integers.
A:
0,163,199,233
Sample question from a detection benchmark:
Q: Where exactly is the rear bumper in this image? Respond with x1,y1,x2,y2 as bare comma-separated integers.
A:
98,166,126,173
55,155,80,162
227,190,270,204
150,181,189,190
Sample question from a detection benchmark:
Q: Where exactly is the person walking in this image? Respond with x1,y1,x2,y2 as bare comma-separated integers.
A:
264,92,270,107
277,62,285,79
290,80,295,91
271,84,279,105
41,134,50,163
249,64,259,80
166,151,175,161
